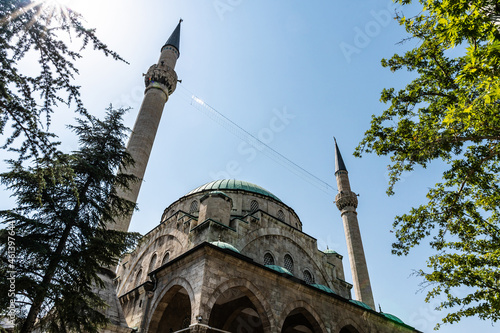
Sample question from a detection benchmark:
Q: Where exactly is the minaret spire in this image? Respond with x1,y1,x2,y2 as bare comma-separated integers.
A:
334,137,346,173
333,138,375,310
162,19,182,54
111,21,182,233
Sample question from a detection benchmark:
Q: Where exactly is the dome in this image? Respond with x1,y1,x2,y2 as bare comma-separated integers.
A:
265,265,293,276
349,299,373,310
310,284,336,294
381,313,405,325
323,249,338,255
210,241,240,253
186,179,281,202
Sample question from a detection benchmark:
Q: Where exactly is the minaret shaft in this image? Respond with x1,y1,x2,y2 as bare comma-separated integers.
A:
340,207,375,309
111,89,168,233
334,141,375,310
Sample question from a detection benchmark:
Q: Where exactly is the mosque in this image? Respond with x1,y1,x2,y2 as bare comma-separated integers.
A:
98,20,421,333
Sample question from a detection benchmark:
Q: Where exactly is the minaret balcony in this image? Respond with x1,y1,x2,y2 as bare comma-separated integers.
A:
144,64,178,95
335,191,358,210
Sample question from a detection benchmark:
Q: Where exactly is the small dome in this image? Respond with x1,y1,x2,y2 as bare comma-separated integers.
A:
186,179,281,202
381,313,405,325
323,249,338,255
265,264,293,276
349,299,373,311
310,284,336,294
210,241,240,253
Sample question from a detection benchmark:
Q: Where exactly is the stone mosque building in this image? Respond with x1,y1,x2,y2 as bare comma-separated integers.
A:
99,21,422,333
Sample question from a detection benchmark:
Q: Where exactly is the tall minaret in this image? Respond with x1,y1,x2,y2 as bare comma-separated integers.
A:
334,138,375,310
112,20,182,233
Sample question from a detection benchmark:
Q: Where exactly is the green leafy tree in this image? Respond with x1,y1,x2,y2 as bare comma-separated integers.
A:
0,107,140,333
355,0,500,328
0,0,126,159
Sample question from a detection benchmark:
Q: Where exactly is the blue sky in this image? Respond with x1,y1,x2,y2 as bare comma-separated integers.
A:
4,0,499,332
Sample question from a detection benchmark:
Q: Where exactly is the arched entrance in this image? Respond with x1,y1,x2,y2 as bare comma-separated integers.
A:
281,307,323,333
208,287,266,332
150,285,192,333
339,325,360,333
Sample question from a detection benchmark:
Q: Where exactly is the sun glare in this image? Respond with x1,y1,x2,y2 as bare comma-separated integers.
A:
40,0,93,16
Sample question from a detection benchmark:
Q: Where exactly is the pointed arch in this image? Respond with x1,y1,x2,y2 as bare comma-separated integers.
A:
146,277,195,333
161,251,170,265
189,200,198,214
264,252,275,265
284,254,294,274
205,278,275,332
339,325,362,333
335,317,364,333
278,300,326,333
117,230,186,295
250,199,259,212
148,253,157,272
135,269,143,285
240,229,331,286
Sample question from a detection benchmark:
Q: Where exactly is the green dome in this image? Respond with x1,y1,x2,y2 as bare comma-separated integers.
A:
381,313,405,325
323,249,338,255
265,265,293,276
310,284,336,294
210,241,240,253
349,299,373,310
187,179,281,202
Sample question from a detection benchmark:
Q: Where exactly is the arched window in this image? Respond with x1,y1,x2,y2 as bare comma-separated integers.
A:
284,254,294,273
135,269,143,285
277,209,285,221
162,252,170,265
189,200,198,214
303,270,314,284
264,252,274,265
250,200,259,212
149,253,157,272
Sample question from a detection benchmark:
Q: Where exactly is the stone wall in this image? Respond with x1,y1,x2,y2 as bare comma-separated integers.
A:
120,245,417,333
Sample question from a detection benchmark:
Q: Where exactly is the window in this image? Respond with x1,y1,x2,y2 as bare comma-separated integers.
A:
189,200,198,214
135,269,143,285
284,254,294,273
162,252,170,265
250,200,259,212
264,252,274,265
149,253,157,272
277,209,285,221
303,270,314,284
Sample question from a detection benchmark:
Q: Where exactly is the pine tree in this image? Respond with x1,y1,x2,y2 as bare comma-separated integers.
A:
0,0,126,159
0,107,140,332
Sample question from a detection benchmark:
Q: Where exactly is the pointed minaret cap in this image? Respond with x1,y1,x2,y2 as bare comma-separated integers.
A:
162,19,182,55
334,137,347,174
